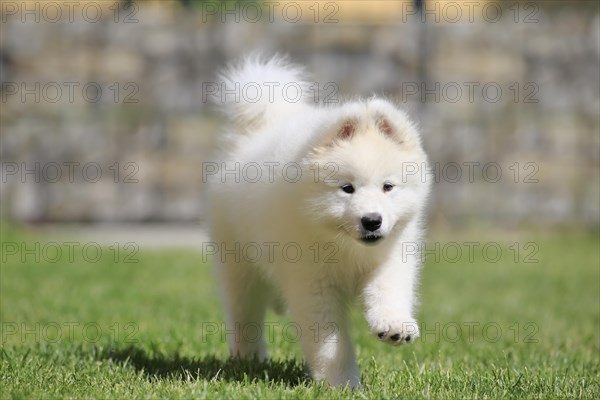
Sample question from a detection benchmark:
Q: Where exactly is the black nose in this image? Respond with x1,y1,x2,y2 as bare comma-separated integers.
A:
361,213,382,232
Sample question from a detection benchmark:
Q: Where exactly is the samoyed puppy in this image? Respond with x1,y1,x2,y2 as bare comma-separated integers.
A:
205,56,430,388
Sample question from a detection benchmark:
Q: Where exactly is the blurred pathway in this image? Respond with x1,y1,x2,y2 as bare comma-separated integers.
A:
30,223,209,250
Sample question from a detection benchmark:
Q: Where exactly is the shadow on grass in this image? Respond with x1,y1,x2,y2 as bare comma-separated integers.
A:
101,346,310,387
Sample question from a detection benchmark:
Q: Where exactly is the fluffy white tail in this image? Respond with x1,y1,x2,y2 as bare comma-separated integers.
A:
216,55,310,132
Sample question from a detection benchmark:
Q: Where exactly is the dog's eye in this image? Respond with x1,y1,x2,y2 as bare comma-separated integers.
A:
341,184,355,194
383,183,394,193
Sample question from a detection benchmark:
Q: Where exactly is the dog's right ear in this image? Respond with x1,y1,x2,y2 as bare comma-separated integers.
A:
336,120,357,141
309,118,358,157
319,118,358,147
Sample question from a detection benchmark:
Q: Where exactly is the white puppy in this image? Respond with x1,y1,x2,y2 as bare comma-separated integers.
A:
205,56,430,388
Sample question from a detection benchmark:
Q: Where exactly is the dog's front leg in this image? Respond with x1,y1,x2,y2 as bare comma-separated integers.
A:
280,273,360,389
362,253,421,345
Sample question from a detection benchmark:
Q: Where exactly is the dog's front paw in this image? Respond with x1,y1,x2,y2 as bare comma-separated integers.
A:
369,318,419,345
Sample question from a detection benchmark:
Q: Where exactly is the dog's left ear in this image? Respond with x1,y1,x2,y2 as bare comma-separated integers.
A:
377,117,404,144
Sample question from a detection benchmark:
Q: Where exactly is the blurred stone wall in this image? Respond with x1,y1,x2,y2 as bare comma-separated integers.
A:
1,1,598,228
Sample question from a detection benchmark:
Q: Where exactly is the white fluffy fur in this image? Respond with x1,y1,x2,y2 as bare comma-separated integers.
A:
206,56,430,388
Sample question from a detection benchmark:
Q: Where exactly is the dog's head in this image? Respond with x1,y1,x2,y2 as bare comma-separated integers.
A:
303,99,430,246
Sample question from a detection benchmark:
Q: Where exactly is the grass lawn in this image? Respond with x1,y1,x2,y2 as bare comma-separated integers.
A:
1,226,598,398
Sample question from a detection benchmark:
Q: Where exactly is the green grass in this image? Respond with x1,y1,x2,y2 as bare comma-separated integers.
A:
1,226,598,398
